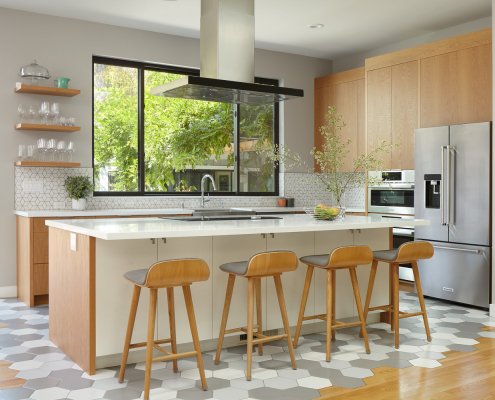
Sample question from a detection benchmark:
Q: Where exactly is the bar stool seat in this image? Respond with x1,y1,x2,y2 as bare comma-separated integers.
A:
219,261,248,275
294,245,373,362
119,258,210,400
363,241,434,349
215,251,298,381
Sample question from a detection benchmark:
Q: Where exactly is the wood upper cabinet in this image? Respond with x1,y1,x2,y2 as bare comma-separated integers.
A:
366,67,392,170
314,67,365,172
367,61,419,170
391,61,418,169
420,44,492,127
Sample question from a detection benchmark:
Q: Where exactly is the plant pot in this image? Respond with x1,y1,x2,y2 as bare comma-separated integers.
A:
72,198,87,211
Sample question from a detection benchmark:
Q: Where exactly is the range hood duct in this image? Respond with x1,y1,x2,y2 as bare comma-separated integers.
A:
151,0,304,104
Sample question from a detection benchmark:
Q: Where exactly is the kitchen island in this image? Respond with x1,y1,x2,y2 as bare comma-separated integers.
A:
46,214,428,374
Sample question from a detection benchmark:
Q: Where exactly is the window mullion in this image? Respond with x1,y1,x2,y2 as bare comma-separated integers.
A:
234,105,240,194
138,68,145,193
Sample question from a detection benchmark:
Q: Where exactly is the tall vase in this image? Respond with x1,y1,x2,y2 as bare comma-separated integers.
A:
72,198,87,211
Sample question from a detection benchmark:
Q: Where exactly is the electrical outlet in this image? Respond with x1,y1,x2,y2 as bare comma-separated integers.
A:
22,180,43,193
70,233,77,251
53,201,66,209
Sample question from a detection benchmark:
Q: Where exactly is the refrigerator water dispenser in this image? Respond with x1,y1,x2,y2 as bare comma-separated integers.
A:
424,174,441,209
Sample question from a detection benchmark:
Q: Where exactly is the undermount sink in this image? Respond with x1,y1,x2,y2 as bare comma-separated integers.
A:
192,208,253,216
162,215,282,222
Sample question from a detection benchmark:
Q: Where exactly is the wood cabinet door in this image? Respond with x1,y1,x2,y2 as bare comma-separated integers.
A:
314,81,335,172
420,44,492,127
456,44,492,124
265,232,315,329
391,61,419,169
367,67,392,169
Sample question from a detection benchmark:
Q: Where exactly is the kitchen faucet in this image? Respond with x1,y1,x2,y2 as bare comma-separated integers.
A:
200,174,217,208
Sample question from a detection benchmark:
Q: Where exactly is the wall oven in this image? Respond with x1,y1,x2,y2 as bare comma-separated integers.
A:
368,170,416,281
368,170,415,215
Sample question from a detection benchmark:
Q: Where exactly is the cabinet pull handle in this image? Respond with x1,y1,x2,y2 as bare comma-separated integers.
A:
433,245,480,254
270,233,275,238
261,233,266,239
150,238,156,245
162,238,167,244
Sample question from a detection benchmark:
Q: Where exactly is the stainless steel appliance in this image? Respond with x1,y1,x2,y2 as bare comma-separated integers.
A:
368,170,415,215
415,122,491,308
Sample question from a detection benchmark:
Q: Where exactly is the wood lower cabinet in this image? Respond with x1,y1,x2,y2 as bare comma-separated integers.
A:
16,214,184,307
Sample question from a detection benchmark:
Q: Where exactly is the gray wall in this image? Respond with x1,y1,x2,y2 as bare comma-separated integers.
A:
333,16,492,73
0,7,332,289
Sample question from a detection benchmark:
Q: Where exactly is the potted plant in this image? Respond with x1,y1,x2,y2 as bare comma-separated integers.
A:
312,106,392,214
260,106,391,219
64,176,93,210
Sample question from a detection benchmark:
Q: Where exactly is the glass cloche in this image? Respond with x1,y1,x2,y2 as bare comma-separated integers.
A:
19,60,50,84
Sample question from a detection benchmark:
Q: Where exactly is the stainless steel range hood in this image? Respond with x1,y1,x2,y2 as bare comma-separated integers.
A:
151,0,304,105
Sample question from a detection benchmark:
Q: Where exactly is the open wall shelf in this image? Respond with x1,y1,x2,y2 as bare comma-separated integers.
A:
15,82,80,97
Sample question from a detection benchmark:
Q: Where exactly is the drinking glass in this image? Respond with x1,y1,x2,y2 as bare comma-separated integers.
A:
47,138,57,161
37,138,47,161
67,141,75,162
50,103,60,125
56,140,66,161
68,117,76,126
17,105,27,124
39,101,50,125
28,105,37,124
27,145,35,160
59,116,67,126
17,144,26,161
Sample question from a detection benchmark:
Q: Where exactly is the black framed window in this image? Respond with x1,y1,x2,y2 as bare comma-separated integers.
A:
93,56,279,196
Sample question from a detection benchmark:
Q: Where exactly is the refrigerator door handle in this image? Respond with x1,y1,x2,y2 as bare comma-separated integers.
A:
440,146,447,226
433,245,481,254
448,146,455,225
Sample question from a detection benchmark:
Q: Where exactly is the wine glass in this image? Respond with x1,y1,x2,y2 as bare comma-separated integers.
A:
17,105,26,124
39,101,50,125
47,138,56,161
28,105,37,124
67,141,75,162
37,138,47,161
56,140,66,161
50,103,60,125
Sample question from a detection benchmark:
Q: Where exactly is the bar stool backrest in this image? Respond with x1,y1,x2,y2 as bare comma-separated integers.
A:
327,245,373,268
144,258,210,288
396,241,434,263
245,251,298,277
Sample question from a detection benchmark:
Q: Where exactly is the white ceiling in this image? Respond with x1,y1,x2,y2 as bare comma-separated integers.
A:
0,0,491,59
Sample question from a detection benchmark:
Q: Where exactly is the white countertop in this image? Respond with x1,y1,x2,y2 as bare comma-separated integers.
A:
14,207,366,218
45,214,428,241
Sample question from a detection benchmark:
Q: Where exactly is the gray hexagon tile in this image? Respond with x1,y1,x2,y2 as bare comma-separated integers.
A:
1,291,495,399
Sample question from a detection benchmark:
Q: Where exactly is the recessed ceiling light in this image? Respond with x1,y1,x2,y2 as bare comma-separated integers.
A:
308,23,325,29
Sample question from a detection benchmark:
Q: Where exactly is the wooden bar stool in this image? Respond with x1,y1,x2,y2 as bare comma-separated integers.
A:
293,246,373,362
363,241,434,349
118,258,210,400
215,251,298,380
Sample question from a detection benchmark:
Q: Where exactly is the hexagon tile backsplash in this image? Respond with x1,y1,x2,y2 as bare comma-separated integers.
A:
14,167,365,211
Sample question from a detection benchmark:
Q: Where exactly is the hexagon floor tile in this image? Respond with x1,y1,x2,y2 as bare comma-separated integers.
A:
0,292,494,399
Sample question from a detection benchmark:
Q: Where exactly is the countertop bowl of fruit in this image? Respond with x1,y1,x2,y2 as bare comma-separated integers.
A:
312,204,344,221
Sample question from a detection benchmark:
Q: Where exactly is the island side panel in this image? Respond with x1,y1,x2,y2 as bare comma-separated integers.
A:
48,227,96,374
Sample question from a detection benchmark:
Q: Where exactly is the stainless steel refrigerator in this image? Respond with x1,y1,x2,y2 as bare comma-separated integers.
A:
415,122,491,308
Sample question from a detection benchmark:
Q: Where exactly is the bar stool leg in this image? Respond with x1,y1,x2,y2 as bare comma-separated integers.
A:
326,269,333,362
293,265,314,348
246,278,255,380
392,264,400,349
215,274,236,364
412,261,432,342
119,285,141,383
182,285,207,390
144,288,158,400
389,264,395,331
273,275,297,369
349,267,370,354
331,270,336,341
255,278,263,356
363,260,378,322
166,287,178,373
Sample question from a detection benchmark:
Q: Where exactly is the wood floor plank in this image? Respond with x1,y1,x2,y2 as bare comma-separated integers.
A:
319,334,495,400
